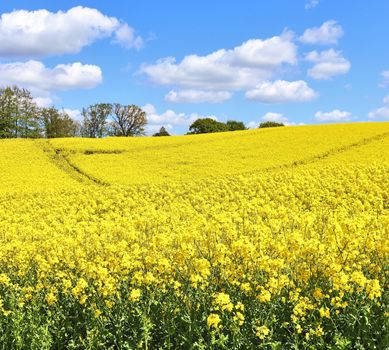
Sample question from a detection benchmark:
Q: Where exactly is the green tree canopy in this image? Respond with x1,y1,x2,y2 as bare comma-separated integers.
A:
0,86,40,138
226,120,246,131
188,118,228,134
41,108,79,138
258,121,285,128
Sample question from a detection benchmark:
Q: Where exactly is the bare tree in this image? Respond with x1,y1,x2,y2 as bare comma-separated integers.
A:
110,104,147,136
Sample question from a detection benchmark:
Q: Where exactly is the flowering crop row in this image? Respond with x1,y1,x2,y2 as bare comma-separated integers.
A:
0,123,388,349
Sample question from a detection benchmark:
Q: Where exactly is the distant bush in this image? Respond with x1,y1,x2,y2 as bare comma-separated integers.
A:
153,126,170,136
258,121,285,128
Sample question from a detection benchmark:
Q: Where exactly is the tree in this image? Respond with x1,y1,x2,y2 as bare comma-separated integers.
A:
188,118,228,134
226,120,246,131
110,104,147,136
0,87,17,138
0,86,40,138
41,108,78,138
81,103,112,138
258,121,285,128
153,126,170,137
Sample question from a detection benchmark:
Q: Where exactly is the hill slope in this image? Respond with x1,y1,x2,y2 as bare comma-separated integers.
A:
1,122,387,193
0,122,388,348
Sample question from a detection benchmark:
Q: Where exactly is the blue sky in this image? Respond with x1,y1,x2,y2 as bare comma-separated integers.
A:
0,0,389,134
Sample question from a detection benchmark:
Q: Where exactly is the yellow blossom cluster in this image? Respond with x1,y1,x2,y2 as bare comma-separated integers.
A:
0,122,388,348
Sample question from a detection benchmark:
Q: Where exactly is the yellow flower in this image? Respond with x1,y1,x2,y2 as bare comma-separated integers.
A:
366,279,381,300
233,311,245,326
213,292,233,312
296,324,302,334
313,288,324,299
0,273,10,286
94,309,102,318
207,313,221,329
256,325,270,340
319,307,330,318
129,288,141,302
315,325,324,337
45,292,57,306
258,290,271,303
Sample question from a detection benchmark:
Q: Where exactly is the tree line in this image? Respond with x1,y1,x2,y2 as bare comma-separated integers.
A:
0,86,283,139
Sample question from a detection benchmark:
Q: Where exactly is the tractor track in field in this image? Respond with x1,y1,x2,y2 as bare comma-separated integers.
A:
241,131,389,176
35,140,109,186
35,131,389,188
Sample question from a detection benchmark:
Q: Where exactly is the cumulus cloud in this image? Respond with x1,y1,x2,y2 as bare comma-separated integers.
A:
305,0,319,9
306,49,350,80
299,20,343,45
383,95,389,105
165,90,233,103
142,103,217,134
113,23,144,50
140,32,297,93
379,70,389,87
33,97,53,108
0,6,143,57
248,112,303,128
368,107,389,120
63,109,83,122
247,121,259,129
245,80,317,103
261,112,289,124
315,109,352,122
0,60,102,95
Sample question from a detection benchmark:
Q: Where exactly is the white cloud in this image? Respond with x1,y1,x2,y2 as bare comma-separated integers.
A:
306,49,350,80
33,96,53,108
248,112,303,128
165,90,233,103
0,6,143,57
305,0,319,9
379,70,389,87
261,112,289,124
142,104,217,135
315,109,352,122
63,108,83,122
299,20,343,45
247,121,259,129
0,60,102,95
140,32,297,92
367,95,389,120
368,106,389,120
245,80,317,103
113,23,144,50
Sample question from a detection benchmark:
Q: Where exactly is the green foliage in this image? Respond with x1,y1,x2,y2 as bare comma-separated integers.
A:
226,120,246,131
41,108,79,138
258,121,285,128
188,118,246,134
0,282,387,349
153,126,170,137
189,118,228,134
0,86,40,138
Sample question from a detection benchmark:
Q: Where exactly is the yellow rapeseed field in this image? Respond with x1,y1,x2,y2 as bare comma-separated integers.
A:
0,122,388,349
